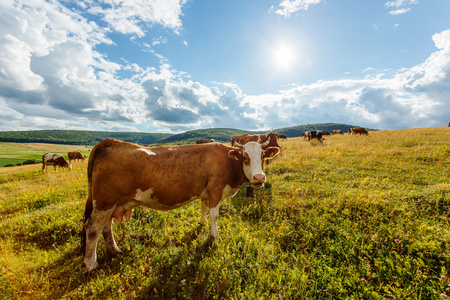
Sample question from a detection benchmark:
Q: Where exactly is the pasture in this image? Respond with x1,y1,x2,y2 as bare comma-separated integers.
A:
0,143,91,167
0,127,449,299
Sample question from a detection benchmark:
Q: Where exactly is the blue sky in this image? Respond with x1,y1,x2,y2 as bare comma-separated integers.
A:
1,0,449,133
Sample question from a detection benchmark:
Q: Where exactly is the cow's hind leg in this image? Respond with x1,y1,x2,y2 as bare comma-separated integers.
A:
83,207,115,272
209,205,221,240
102,217,122,256
199,200,208,226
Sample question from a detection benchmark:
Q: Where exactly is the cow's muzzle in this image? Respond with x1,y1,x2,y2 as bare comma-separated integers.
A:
251,174,266,187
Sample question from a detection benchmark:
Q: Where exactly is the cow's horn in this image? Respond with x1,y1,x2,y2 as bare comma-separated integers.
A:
234,140,244,148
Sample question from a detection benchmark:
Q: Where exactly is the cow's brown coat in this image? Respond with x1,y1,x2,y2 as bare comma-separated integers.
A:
81,138,279,272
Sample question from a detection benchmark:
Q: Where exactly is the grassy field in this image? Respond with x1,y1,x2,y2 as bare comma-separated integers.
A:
0,143,92,167
0,128,449,299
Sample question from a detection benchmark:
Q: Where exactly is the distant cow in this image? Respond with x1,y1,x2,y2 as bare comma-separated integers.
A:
68,151,85,163
81,138,280,272
307,130,323,143
196,140,208,144
42,153,71,172
349,127,368,135
321,131,331,136
302,132,308,140
278,134,287,140
232,131,281,149
332,130,344,135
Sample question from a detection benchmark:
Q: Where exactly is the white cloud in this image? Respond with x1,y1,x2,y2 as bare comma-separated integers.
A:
272,0,322,18
86,0,187,37
389,8,411,15
385,0,417,15
385,0,418,8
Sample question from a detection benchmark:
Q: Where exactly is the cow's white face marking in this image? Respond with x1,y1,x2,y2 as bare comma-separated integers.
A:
137,148,156,156
242,142,265,185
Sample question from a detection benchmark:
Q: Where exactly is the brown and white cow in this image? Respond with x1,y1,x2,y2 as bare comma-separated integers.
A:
332,130,344,135
68,151,86,163
81,138,280,272
321,130,331,136
42,153,71,173
232,131,280,149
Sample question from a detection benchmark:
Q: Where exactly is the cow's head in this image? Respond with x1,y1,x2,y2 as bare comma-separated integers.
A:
228,139,280,187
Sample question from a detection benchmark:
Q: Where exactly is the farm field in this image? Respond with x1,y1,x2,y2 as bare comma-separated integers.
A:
0,142,92,167
0,127,449,299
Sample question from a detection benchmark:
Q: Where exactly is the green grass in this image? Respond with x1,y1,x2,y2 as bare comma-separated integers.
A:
0,127,449,299
0,142,91,167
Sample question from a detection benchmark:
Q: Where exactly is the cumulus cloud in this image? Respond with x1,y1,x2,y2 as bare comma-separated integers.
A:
271,0,322,18
86,0,187,37
0,0,449,133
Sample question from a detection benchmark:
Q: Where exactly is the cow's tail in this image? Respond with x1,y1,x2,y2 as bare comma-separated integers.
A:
80,138,116,255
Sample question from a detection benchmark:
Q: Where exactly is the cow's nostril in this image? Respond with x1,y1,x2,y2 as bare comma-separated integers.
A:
253,174,266,183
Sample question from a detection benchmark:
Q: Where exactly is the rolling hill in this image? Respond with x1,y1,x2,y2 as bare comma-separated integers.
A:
0,123,362,145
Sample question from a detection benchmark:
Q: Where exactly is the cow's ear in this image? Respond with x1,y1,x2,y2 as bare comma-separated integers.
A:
263,147,280,159
228,149,242,161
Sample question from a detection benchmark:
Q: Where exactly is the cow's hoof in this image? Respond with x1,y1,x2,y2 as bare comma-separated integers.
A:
83,260,98,273
108,248,123,256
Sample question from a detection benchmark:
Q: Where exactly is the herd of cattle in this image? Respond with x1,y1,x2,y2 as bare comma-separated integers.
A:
42,128,368,173
36,128,367,272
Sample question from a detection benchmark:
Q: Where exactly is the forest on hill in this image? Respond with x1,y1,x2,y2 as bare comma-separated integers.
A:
0,123,361,145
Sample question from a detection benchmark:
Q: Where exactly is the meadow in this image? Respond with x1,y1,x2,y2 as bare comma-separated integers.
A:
0,143,91,167
0,127,449,299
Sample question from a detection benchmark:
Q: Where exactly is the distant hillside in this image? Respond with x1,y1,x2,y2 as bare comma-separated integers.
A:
0,123,367,145
155,128,262,145
0,130,172,145
276,123,361,137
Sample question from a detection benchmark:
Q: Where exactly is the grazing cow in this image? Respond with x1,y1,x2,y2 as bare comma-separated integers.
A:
278,134,287,140
307,130,323,143
321,131,331,136
350,127,368,135
332,130,344,135
81,138,280,272
68,151,86,163
196,140,208,144
302,132,308,140
42,153,71,172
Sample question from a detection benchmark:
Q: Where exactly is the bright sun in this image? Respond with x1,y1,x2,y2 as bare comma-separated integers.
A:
273,45,295,69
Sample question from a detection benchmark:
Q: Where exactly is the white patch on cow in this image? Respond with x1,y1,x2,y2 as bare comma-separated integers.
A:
137,148,156,156
242,142,265,184
221,184,239,201
43,153,57,164
133,187,203,211
167,147,176,151
209,205,220,239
